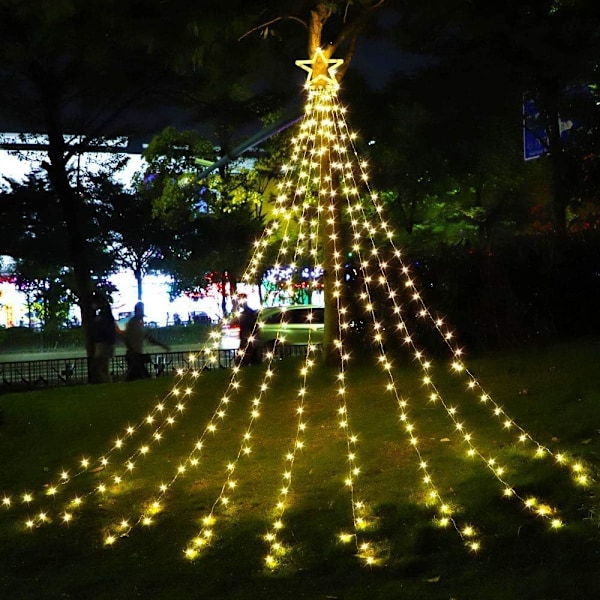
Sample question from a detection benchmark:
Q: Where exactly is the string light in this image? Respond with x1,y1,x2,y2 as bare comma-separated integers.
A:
2,49,592,565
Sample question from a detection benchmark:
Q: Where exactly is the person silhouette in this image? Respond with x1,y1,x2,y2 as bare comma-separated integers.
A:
91,292,118,383
123,302,170,381
235,293,259,366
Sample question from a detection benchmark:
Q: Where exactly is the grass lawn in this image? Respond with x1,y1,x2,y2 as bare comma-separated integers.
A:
0,338,600,599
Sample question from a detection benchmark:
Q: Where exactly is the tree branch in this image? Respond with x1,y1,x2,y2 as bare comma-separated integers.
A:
330,0,386,79
238,16,308,42
334,32,359,81
331,0,385,54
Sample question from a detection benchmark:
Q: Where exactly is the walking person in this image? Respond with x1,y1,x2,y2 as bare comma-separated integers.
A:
123,302,170,381
91,292,118,383
235,293,259,366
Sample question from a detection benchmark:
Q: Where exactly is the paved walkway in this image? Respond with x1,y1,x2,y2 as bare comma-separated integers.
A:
0,343,208,363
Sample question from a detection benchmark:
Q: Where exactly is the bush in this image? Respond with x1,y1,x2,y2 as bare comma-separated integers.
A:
406,232,600,351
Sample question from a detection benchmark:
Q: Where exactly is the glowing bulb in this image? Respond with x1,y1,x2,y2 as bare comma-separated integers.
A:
462,525,475,537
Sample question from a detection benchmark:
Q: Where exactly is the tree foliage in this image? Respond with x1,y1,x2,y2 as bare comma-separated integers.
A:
0,0,247,359
87,175,174,302
141,127,265,299
388,0,600,236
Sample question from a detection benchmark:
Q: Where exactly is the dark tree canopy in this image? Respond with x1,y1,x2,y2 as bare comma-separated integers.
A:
2,0,600,359
388,0,600,235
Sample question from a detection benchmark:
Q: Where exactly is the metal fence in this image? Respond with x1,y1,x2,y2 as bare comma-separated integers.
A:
0,349,236,394
0,345,319,394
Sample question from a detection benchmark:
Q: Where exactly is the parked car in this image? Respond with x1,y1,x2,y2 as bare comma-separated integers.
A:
189,311,212,325
220,305,325,353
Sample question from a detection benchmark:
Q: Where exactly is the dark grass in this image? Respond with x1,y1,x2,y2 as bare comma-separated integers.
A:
1,339,600,599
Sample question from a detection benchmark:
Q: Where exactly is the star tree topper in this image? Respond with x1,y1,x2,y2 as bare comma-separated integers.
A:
296,47,344,89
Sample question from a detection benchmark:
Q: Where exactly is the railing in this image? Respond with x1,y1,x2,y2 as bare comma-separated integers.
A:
0,349,236,394
0,344,319,394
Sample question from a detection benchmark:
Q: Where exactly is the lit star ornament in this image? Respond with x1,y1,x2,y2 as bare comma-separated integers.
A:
296,48,344,89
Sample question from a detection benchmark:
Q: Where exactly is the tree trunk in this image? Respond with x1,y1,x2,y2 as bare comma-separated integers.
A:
547,124,568,239
37,72,97,381
305,1,383,365
542,88,569,239
307,4,330,56
134,268,143,301
45,145,96,381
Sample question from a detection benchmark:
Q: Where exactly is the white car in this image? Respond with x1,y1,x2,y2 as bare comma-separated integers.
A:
220,305,325,352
